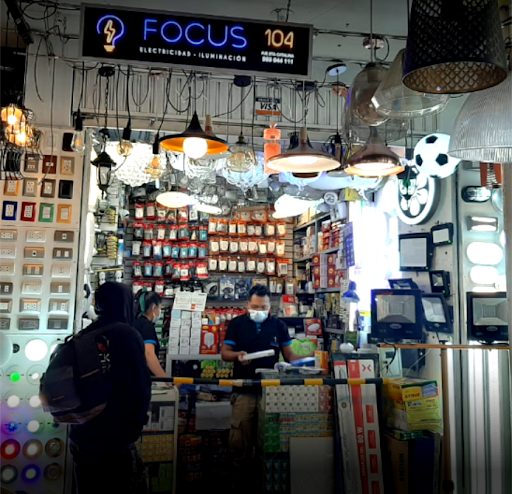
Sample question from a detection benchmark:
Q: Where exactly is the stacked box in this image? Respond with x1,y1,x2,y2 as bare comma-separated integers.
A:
262,454,290,492
135,433,174,463
261,385,333,414
383,379,443,432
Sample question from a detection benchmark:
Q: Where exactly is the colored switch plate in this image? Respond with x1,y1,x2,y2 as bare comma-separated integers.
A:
58,180,74,199
24,155,39,173
0,282,13,295
3,180,20,196
57,205,72,223
24,247,44,259
0,229,17,242
21,202,37,222
41,179,56,198
2,202,17,221
23,178,38,197
52,248,73,260
60,156,75,175
39,203,54,222
42,155,57,174
54,231,74,243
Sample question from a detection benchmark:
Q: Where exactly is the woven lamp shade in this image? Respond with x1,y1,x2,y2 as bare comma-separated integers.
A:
403,0,507,94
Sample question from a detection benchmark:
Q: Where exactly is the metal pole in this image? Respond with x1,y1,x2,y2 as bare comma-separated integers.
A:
441,348,455,493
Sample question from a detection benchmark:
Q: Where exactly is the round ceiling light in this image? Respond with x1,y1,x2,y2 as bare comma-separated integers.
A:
194,203,222,215
467,242,503,266
470,266,499,285
24,340,48,362
327,62,347,77
156,191,195,209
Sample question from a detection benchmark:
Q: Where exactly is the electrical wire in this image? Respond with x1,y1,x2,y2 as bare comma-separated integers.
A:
213,81,254,118
404,348,432,378
39,57,56,184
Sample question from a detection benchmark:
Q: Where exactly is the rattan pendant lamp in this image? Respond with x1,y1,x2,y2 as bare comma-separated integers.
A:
403,0,507,94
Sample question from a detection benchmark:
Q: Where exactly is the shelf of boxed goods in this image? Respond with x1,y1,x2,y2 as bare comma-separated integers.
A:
166,354,223,361
293,212,330,232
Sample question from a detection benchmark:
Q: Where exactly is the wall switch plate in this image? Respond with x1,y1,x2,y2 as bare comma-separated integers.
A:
19,318,40,330
41,178,56,197
24,155,39,173
0,282,13,295
42,155,57,175
49,299,69,313
26,230,46,242
58,180,74,199
39,203,54,222
60,156,75,175
21,202,37,222
22,282,42,295
0,263,15,275
23,178,38,197
0,299,13,313
3,180,20,196
0,247,16,258
54,231,74,243
23,264,44,276
48,318,68,330
0,230,17,242
21,299,41,312
1,201,17,221
53,248,73,260
57,205,72,223
51,265,71,277
50,282,71,294
0,318,10,330
24,247,44,259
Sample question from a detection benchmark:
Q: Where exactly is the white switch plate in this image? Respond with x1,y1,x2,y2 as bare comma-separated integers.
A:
0,263,14,275
50,282,71,294
51,265,71,277
53,248,73,260
22,282,42,295
26,230,46,242
21,299,41,312
0,229,17,241
49,299,69,313
23,264,44,276
24,247,44,259
0,247,16,258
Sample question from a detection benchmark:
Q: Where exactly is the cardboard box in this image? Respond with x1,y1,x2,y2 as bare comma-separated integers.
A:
383,434,410,494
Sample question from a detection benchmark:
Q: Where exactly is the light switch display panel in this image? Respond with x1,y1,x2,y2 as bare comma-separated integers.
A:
0,129,83,494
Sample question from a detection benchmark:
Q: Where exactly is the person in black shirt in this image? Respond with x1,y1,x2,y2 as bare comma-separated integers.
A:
69,282,151,494
221,284,305,487
133,290,168,379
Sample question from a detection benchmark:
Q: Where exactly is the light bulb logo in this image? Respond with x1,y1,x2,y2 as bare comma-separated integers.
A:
96,15,125,54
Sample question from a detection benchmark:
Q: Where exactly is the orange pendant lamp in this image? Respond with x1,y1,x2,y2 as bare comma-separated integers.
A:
264,123,282,174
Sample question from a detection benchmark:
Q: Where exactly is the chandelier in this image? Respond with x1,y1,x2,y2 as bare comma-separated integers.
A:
104,142,155,187
219,153,268,192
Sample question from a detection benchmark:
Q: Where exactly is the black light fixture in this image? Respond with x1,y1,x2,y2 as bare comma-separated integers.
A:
92,151,116,195
429,270,451,297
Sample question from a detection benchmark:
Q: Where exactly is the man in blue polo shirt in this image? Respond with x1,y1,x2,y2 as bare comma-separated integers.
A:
221,284,305,487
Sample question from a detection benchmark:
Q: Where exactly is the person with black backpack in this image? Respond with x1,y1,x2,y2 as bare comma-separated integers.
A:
49,282,151,494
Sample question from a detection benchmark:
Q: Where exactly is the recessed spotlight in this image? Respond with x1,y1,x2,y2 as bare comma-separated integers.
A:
327,62,347,76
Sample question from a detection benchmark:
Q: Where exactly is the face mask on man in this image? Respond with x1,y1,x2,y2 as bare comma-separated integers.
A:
248,310,269,323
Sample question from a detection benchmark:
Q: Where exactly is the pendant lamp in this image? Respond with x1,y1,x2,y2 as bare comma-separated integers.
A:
449,72,512,163
344,127,403,177
372,49,449,118
226,133,256,173
264,123,282,174
349,63,389,127
160,112,229,158
403,0,507,94
156,191,195,208
267,127,339,173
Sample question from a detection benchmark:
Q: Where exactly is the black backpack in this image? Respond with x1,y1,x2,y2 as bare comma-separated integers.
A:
39,323,118,424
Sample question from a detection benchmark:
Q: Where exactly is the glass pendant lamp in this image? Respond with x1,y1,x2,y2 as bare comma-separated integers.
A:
449,72,512,163
344,127,404,177
372,49,449,118
403,0,507,94
226,133,256,173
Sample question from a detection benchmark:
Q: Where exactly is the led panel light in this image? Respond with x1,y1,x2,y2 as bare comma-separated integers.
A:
421,294,452,333
399,233,433,271
470,266,499,285
467,292,508,342
467,242,503,265
467,216,498,232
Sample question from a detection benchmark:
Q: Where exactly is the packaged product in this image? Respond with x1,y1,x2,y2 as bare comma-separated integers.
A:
199,225,208,241
143,224,155,241
264,223,276,236
143,261,153,277
132,241,142,256
153,262,164,277
157,225,166,240
132,262,142,278
208,258,218,272
152,241,163,259
134,203,145,220
155,280,164,294
146,202,156,220
133,223,144,240
142,241,152,257
229,220,238,235
169,225,178,241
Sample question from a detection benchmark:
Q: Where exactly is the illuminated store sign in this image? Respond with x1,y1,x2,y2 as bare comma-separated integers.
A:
80,5,313,78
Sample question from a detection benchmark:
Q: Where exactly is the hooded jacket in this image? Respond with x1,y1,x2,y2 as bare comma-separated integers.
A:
69,282,151,446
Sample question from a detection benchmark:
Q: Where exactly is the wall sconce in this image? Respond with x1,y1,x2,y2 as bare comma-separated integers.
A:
466,216,498,232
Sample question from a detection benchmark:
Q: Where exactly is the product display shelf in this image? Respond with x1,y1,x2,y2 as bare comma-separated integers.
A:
167,354,223,361
293,213,330,232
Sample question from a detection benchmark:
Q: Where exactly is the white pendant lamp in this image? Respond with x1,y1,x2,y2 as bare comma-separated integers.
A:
267,127,339,173
449,72,512,163
344,127,404,177
273,194,313,218
195,203,222,215
156,191,195,208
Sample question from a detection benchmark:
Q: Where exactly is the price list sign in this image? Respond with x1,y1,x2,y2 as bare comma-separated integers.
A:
80,4,313,78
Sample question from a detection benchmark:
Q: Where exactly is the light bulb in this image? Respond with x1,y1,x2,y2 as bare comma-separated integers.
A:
29,395,41,408
25,340,48,362
183,137,208,159
15,131,27,144
27,420,41,433
7,114,17,125
71,131,85,152
289,155,318,166
6,395,21,408
117,140,133,157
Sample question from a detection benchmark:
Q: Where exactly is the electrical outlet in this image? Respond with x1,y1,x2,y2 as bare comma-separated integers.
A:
0,263,14,275
0,282,13,295
0,229,17,241
19,318,40,330
0,299,12,313
23,264,44,276
24,247,44,259
22,282,42,295
49,299,69,313
52,248,73,260
0,318,10,330
50,282,70,294
21,299,41,312
51,265,71,277
0,247,16,258
26,231,46,242
54,231,74,243
48,318,68,330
